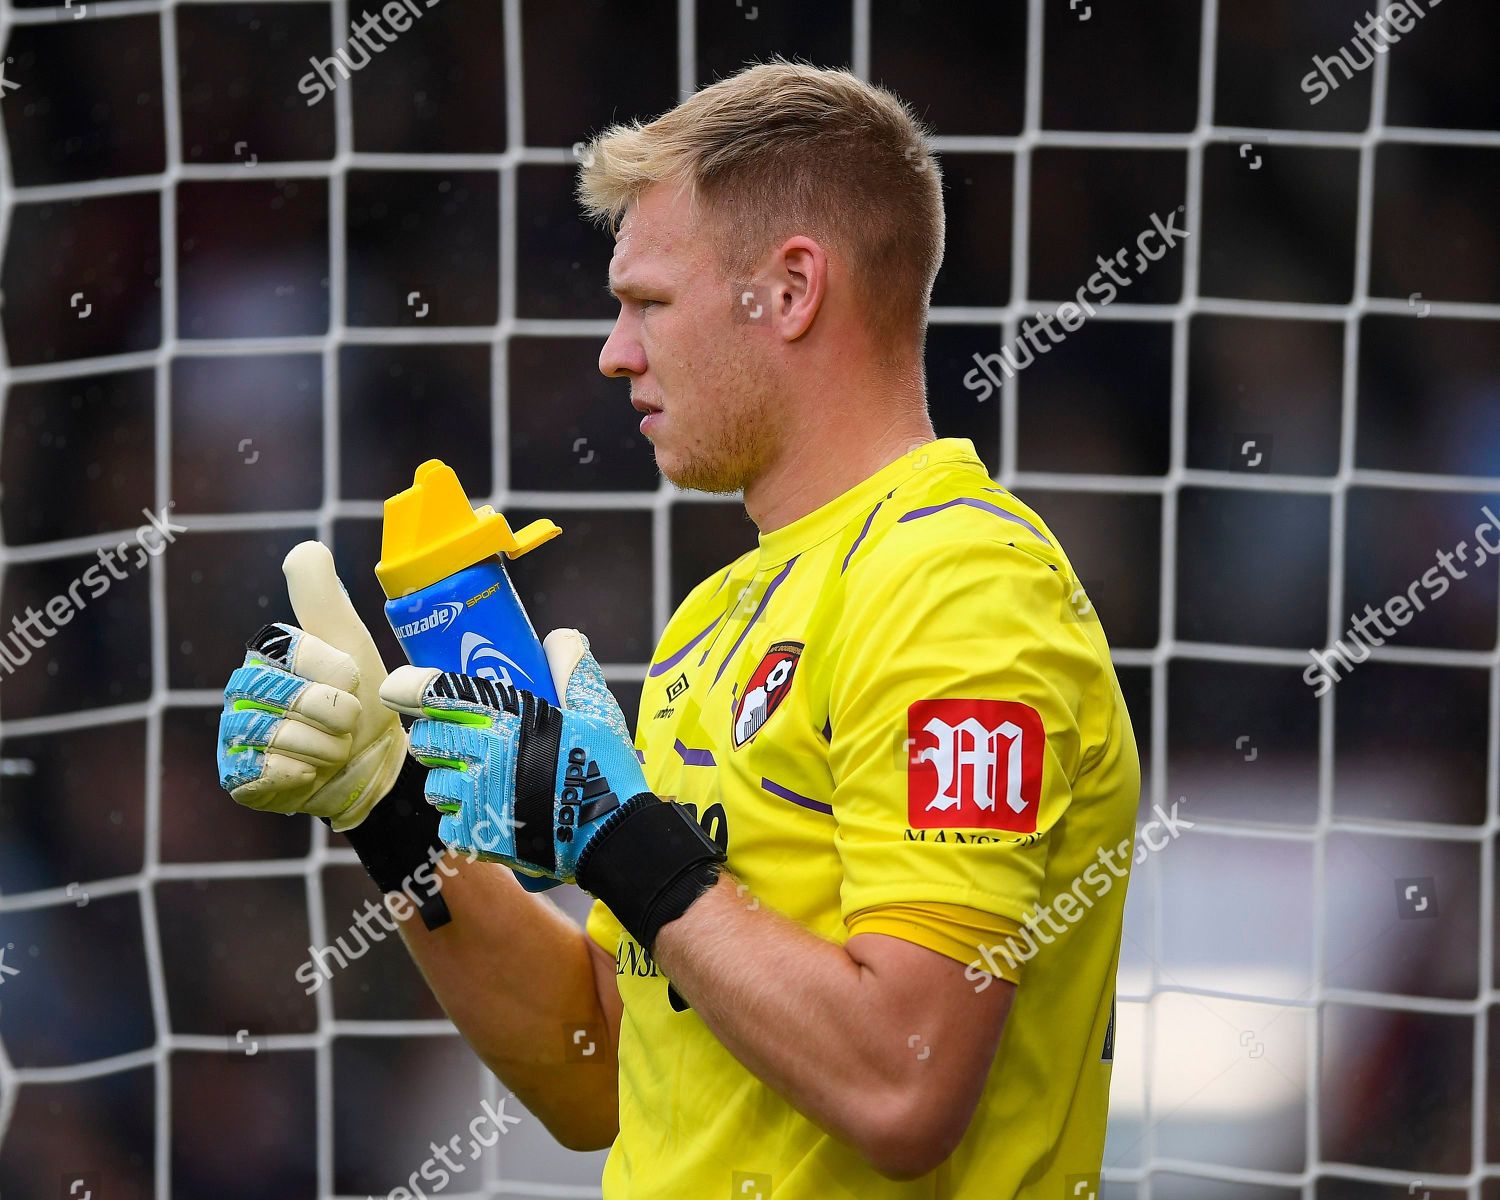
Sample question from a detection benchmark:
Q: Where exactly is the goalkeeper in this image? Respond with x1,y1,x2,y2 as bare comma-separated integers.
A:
217,61,1140,1199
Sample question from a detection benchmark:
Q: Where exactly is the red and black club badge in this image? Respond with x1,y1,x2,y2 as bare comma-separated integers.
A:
731,640,804,748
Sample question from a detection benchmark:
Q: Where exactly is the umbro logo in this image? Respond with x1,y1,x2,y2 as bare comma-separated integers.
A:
653,672,690,720
559,747,621,841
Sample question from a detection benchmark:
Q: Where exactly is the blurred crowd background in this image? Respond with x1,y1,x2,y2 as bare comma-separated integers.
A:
0,1,1497,1197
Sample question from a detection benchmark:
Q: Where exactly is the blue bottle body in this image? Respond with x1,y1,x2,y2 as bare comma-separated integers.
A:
386,556,561,892
384,557,558,704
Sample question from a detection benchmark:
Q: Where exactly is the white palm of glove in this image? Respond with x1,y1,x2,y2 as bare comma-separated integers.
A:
217,541,407,831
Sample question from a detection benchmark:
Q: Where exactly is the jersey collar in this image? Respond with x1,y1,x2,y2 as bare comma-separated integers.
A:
754,438,986,569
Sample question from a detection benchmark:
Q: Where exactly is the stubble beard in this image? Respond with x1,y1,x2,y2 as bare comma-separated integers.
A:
656,383,778,497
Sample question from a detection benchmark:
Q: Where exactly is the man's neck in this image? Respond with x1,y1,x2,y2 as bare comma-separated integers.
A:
744,405,937,535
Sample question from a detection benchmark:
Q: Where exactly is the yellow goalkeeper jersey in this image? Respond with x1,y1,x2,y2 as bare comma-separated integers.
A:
586,437,1140,1199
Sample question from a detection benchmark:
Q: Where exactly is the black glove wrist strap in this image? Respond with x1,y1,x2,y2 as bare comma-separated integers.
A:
575,794,726,952
334,755,453,931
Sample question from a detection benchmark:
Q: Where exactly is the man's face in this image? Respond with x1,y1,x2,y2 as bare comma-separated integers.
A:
599,184,782,494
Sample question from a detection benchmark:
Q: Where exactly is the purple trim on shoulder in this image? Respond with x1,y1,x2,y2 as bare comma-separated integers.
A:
840,500,884,574
760,776,833,816
648,613,721,678
711,556,798,687
673,738,715,767
675,741,714,768
634,748,646,764
896,497,1051,545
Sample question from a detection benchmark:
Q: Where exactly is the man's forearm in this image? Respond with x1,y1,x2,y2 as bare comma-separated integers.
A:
395,856,621,1151
652,875,937,1160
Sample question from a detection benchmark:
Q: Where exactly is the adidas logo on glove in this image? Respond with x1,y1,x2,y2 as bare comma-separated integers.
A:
560,747,620,842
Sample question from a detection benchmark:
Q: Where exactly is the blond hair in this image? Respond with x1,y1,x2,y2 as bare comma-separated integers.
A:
577,59,944,349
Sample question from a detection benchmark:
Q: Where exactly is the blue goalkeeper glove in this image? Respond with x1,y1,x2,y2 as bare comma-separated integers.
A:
216,543,456,930
380,630,726,949
217,542,407,831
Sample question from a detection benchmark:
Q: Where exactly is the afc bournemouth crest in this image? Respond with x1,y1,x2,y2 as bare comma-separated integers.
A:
732,640,804,748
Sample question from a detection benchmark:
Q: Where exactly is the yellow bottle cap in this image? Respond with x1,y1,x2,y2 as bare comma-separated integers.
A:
375,459,562,599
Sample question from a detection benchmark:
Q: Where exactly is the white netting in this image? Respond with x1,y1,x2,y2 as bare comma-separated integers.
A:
0,0,1495,1196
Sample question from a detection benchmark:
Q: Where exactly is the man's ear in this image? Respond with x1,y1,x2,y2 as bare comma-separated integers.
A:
775,236,829,342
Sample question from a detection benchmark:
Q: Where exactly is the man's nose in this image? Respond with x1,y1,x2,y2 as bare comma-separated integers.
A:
599,314,646,378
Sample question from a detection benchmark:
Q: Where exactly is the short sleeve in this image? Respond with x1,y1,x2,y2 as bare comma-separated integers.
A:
828,533,1108,928
846,902,1026,983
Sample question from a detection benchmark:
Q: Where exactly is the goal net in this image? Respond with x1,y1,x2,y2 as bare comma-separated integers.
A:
0,0,1494,1197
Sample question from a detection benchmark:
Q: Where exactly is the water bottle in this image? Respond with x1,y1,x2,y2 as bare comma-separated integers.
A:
376,459,564,892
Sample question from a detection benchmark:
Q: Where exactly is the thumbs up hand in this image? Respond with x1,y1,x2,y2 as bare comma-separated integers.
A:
216,541,407,831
